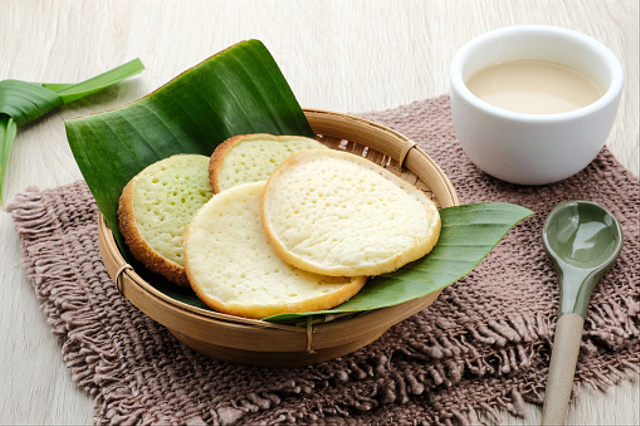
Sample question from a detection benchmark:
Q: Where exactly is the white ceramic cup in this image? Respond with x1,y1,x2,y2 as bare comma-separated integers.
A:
450,25,624,185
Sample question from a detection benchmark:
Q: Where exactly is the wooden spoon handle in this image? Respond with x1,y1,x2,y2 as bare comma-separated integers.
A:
541,313,585,425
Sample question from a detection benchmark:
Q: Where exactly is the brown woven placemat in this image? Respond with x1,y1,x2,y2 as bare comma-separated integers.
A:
8,95,639,425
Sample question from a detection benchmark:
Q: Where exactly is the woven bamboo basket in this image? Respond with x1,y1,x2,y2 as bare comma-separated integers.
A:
98,109,459,367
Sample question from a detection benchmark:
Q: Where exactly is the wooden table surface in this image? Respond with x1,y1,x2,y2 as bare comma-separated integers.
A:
1,1,638,425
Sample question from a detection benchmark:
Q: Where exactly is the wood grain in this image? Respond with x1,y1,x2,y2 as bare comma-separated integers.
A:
1,1,637,425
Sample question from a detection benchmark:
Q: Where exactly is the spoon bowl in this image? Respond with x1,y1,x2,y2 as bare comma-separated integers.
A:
543,200,624,316
541,200,623,425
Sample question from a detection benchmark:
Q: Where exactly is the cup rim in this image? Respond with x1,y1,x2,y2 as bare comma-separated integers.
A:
450,25,624,122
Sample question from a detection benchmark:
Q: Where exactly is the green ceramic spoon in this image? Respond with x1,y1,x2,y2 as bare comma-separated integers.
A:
541,200,623,425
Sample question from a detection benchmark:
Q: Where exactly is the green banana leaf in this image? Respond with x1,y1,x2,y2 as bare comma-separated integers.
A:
0,58,145,206
65,40,315,250
62,39,533,324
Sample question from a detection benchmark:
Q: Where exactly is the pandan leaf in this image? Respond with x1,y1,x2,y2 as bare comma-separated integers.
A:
0,114,18,202
45,58,145,103
264,202,534,323
65,40,315,250
0,58,145,206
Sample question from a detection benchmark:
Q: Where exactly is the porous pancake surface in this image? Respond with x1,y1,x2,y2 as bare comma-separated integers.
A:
118,154,212,286
210,133,328,193
262,150,441,277
183,181,366,319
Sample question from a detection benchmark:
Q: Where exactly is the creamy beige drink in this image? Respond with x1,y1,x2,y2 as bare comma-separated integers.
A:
466,59,604,114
